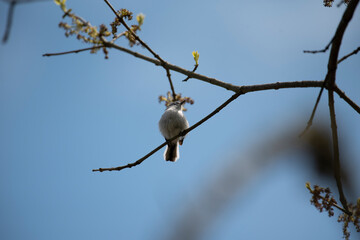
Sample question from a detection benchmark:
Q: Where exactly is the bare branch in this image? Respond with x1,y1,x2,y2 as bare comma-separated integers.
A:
327,0,359,85
334,85,360,114
240,80,323,93
92,141,168,172
299,80,327,137
42,46,103,57
300,0,359,136
324,0,360,213
92,91,243,172
303,37,333,54
103,40,241,92
337,46,360,64
92,80,330,172
103,0,177,99
165,68,176,99
46,42,359,118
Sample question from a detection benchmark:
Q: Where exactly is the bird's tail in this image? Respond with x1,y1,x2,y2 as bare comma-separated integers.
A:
164,141,179,162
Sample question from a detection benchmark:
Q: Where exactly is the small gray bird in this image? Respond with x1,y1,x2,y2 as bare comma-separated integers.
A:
159,100,189,162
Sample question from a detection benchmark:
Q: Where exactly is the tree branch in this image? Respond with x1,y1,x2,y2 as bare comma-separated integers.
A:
303,37,333,54
42,46,103,57
102,40,241,92
300,0,359,137
92,80,330,172
327,0,359,85
110,31,125,43
328,90,350,213
333,85,360,114
324,0,359,213
299,80,327,137
337,46,360,64
92,91,243,172
103,0,177,99
43,41,360,117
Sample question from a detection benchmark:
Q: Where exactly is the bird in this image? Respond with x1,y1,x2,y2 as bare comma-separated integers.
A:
159,100,189,162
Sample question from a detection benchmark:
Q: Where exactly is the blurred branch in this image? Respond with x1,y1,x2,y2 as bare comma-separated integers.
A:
43,46,103,57
103,0,177,99
2,1,16,43
337,0,345,7
337,46,360,64
2,0,50,3
2,0,51,43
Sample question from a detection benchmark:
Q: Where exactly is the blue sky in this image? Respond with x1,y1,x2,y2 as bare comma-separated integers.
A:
0,0,359,239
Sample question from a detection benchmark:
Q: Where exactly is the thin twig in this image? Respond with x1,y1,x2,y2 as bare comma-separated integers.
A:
303,37,333,54
337,46,360,64
92,141,169,172
43,46,103,57
165,68,176,99
334,85,360,114
330,199,351,215
299,79,327,137
110,31,126,43
103,0,177,99
182,64,199,82
2,1,16,43
328,90,350,213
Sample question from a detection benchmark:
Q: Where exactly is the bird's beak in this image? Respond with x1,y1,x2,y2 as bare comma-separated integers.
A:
180,100,186,105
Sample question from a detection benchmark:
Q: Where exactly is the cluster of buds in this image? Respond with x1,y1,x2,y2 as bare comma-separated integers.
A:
159,92,194,111
54,0,145,58
109,9,145,47
338,198,360,240
306,182,360,240
55,0,110,58
306,182,337,217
